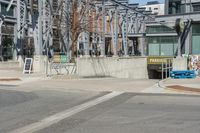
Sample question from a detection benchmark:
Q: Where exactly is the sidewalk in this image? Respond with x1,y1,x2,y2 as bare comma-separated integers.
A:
0,68,159,93
16,78,158,93
162,77,200,94
0,68,47,85
1,68,200,94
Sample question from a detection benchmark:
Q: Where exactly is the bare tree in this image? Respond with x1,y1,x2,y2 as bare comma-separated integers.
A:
54,0,96,57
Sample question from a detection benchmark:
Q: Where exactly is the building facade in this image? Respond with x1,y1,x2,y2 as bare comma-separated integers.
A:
0,0,16,61
147,0,200,56
1,0,199,62
141,1,165,15
0,0,71,62
165,0,200,14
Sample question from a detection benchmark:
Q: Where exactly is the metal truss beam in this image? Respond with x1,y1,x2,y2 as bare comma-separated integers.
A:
16,0,27,55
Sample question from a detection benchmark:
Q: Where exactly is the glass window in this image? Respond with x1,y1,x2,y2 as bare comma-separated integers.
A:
192,24,200,54
147,26,175,34
1,36,14,60
147,26,159,33
192,36,200,54
160,37,175,56
160,43,174,56
148,37,159,44
148,36,178,56
192,24,200,35
174,42,178,54
1,4,14,17
193,3,200,12
168,0,182,14
160,37,173,44
149,43,160,56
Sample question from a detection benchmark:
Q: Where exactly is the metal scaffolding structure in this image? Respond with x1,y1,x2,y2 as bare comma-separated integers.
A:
0,0,155,62
0,0,196,63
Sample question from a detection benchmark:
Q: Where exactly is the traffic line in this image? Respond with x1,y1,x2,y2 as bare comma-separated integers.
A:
10,91,123,133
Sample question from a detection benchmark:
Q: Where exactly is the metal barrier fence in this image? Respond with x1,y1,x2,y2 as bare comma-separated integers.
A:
50,55,76,75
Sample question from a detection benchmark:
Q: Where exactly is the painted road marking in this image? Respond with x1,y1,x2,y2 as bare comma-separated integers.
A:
10,91,123,133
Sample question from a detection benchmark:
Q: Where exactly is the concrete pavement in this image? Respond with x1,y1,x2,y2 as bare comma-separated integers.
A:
1,86,200,133
0,67,158,93
0,69,47,86
36,93,200,133
0,87,103,133
162,77,200,94
19,78,159,93
1,69,200,133
0,68,161,94
1,68,200,94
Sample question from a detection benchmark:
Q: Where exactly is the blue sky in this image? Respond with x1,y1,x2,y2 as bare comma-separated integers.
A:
129,0,165,5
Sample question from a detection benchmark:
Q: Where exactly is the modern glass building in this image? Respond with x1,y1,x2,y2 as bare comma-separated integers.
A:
165,0,200,14
1,0,200,61
146,25,177,56
147,0,200,56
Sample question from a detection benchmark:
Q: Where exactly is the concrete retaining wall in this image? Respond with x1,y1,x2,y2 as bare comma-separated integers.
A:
33,55,47,73
77,57,148,79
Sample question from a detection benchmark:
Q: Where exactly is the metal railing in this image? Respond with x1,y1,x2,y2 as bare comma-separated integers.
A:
50,55,76,75
161,58,173,80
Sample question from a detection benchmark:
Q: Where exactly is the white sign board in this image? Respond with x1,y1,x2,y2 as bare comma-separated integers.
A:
23,58,33,74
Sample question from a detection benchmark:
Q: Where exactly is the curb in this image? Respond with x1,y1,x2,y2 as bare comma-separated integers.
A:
166,85,200,94
159,78,200,94
0,78,21,81
158,78,170,89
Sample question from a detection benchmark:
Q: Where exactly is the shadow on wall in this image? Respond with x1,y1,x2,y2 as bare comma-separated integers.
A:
77,57,148,79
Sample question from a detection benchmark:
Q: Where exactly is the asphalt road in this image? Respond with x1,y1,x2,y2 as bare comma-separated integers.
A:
1,84,200,133
36,93,200,133
0,85,105,133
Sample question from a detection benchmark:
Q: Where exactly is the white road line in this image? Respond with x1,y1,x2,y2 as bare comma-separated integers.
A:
10,91,123,133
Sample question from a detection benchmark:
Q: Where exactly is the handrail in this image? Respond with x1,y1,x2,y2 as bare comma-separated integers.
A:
161,58,173,80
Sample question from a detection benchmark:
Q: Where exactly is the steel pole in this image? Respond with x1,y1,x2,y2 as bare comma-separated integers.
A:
177,37,181,57
162,62,164,80
101,0,106,56
37,0,43,55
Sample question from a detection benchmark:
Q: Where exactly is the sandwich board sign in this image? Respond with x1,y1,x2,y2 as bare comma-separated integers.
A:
23,58,33,74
